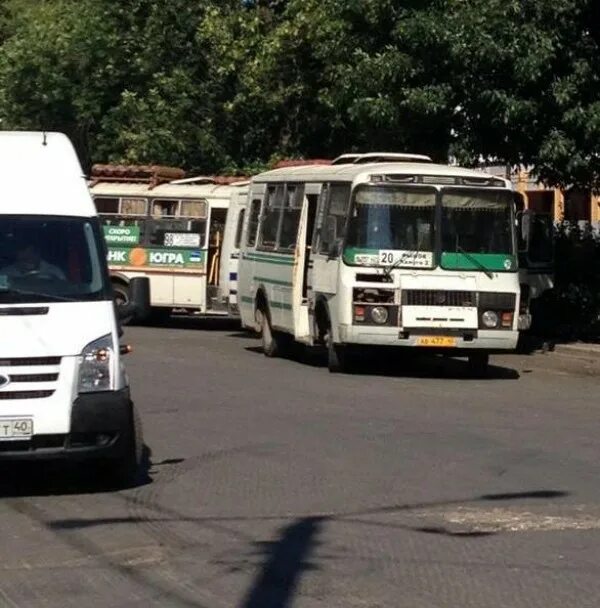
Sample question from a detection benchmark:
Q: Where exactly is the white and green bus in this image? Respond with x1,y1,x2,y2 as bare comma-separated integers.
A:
237,160,546,374
90,176,248,319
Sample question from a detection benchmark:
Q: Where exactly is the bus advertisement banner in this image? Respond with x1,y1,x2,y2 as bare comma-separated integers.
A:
103,225,141,245
107,246,205,270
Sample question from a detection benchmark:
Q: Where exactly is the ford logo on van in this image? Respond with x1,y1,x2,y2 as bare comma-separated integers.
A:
0,375,9,388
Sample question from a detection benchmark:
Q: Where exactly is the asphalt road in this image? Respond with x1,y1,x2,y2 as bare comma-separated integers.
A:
1,319,600,608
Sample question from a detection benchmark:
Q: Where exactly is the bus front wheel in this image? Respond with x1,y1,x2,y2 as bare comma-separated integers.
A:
468,353,489,378
326,330,352,373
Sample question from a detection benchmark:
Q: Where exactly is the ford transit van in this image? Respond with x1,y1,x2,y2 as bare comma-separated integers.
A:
0,132,149,482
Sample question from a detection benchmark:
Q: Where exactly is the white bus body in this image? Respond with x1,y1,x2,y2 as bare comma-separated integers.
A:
218,185,249,315
238,161,529,373
0,132,147,479
91,180,248,317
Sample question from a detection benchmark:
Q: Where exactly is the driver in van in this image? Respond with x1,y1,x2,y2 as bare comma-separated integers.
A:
2,242,66,280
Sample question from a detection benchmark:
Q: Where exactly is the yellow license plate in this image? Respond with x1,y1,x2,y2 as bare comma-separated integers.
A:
416,336,457,347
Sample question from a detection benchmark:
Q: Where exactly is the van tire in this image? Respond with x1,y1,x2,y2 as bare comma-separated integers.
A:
468,353,489,378
101,405,143,488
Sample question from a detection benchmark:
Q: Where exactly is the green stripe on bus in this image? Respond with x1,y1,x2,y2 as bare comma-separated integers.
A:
270,302,293,310
243,253,295,265
239,295,292,310
254,276,293,286
441,252,517,272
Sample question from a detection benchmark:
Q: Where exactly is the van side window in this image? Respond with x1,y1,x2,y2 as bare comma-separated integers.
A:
258,185,284,251
317,184,351,255
234,209,246,249
246,199,262,247
278,184,304,251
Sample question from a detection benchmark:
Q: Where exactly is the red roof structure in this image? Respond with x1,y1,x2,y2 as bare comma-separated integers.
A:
273,159,332,169
90,164,185,187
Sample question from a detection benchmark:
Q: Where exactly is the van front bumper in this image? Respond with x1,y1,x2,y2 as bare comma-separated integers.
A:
338,325,519,352
0,389,133,461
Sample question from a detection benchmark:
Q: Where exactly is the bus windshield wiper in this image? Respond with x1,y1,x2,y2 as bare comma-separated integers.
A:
0,287,78,303
456,245,493,279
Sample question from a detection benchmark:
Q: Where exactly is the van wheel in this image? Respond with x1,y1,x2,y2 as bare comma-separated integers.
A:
468,353,490,378
325,328,351,373
101,405,143,488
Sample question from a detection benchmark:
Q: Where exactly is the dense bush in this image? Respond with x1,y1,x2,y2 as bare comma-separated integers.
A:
531,222,600,340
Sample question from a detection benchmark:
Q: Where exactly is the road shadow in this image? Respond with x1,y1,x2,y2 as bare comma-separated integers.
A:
239,517,324,608
0,444,153,497
140,314,243,333
44,486,569,606
245,344,520,380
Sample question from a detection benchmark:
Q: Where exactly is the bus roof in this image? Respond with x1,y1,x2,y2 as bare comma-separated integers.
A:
251,161,511,187
0,131,96,217
90,181,248,200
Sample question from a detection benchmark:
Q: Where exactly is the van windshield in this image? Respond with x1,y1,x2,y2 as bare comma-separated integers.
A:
0,216,112,304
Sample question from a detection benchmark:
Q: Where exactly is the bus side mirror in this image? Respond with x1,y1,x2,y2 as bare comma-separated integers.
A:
117,277,151,322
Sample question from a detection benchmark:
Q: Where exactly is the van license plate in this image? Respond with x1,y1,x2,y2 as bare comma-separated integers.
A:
0,418,33,440
416,336,457,347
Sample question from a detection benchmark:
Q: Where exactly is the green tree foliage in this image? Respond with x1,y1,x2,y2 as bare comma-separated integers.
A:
0,0,598,187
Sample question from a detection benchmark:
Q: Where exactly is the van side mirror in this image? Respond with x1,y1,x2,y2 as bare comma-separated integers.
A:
117,277,151,322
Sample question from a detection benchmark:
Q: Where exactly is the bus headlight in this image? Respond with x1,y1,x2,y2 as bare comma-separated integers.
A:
371,306,389,324
481,310,499,328
78,334,114,393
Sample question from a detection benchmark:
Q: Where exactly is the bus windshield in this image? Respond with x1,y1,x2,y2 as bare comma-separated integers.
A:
0,216,111,304
345,185,436,267
440,189,515,270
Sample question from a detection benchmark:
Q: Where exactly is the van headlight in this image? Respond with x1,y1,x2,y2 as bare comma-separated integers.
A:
78,334,114,393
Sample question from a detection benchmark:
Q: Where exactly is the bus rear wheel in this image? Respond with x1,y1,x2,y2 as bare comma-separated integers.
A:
257,306,290,357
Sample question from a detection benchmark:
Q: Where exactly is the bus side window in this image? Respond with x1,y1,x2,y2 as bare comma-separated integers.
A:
278,184,304,251
94,197,119,214
246,199,262,247
258,185,284,251
234,209,246,249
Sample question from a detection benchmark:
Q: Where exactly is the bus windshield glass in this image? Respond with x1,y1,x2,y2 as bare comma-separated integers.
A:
440,189,516,271
0,216,111,304
345,185,436,268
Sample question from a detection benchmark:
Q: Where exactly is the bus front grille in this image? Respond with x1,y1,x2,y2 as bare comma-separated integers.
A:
402,290,476,307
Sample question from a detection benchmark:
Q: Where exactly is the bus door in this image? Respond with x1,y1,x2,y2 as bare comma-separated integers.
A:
206,206,227,308
170,199,208,309
293,188,319,343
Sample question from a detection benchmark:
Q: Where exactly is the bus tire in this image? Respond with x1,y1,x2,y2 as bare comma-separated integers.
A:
468,353,489,378
112,280,133,325
258,306,280,357
149,307,171,325
326,328,351,373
